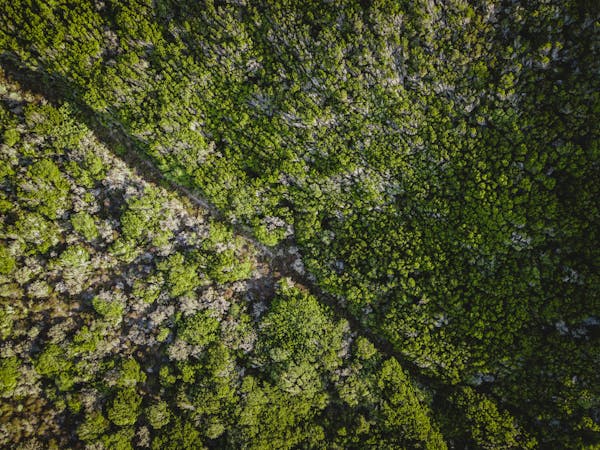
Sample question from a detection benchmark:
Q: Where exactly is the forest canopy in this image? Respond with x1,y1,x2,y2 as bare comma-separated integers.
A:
0,0,599,448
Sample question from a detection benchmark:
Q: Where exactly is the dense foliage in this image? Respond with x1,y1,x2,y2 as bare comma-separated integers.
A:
1,0,599,448
0,77,459,448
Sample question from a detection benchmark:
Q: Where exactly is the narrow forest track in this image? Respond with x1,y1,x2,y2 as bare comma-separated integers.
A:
1,54,524,417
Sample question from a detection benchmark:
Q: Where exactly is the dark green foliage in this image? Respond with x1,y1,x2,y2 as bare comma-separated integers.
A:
444,387,535,449
374,358,446,448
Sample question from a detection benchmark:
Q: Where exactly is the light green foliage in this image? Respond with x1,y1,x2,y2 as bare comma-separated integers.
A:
159,365,176,386
77,412,109,441
132,276,163,304
259,281,345,374
54,244,91,293
101,427,135,450
120,188,174,247
70,326,102,355
202,221,254,283
157,252,200,298
0,159,14,185
119,209,146,242
0,245,15,275
146,401,170,429
71,211,98,241
92,295,125,326
207,249,253,284
0,307,13,340
67,394,82,413
24,103,87,149
117,358,146,388
36,344,71,377
150,418,204,450
237,376,327,449
0,356,19,395
108,388,142,426
56,244,89,270
66,149,105,187
355,336,377,361
157,327,170,342
19,159,70,219
109,238,141,263
14,212,61,254
177,310,219,347
3,128,19,147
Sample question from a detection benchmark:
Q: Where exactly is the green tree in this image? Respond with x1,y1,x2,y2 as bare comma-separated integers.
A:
447,387,533,449
151,418,204,450
14,212,61,254
78,412,109,441
0,356,19,395
146,401,171,429
35,344,71,377
18,159,70,219
0,245,15,275
71,211,98,241
92,295,125,326
178,310,220,347
107,388,142,426
117,358,146,388
158,252,200,297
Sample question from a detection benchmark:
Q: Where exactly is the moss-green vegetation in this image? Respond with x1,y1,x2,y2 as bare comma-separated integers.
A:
0,0,598,447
